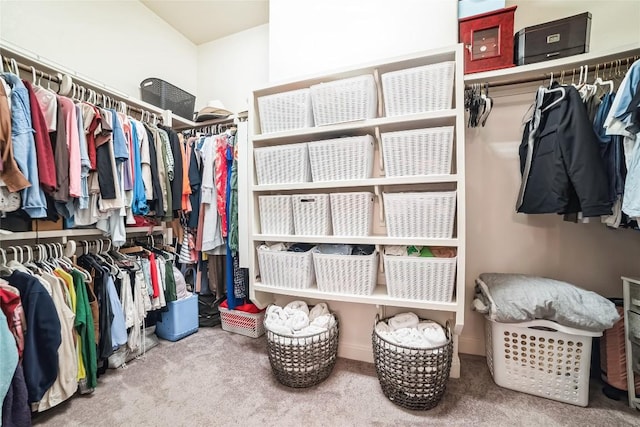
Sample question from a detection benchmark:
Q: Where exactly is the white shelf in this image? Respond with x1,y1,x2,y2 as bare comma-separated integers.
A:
253,110,457,146
0,226,164,241
252,234,458,246
464,43,640,85
253,174,458,192
253,282,459,312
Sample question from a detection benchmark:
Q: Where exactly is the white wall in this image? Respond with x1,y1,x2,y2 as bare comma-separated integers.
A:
197,24,269,114
268,0,458,82
0,0,198,99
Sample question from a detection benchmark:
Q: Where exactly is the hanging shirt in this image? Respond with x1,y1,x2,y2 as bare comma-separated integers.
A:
24,80,57,193
0,81,30,192
75,104,91,209
58,96,82,199
215,135,229,236
0,282,25,359
130,119,149,215
0,309,18,415
6,270,61,404
72,270,97,390
1,73,47,217
33,85,57,132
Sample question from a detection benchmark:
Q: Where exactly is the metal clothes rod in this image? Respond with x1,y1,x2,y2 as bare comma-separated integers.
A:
0,47,166,124
473,54,640,89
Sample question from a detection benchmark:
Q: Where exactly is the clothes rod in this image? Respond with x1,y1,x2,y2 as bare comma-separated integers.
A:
472,54,640,89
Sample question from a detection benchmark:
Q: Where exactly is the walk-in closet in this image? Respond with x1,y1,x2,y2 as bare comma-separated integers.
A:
1,1,640,426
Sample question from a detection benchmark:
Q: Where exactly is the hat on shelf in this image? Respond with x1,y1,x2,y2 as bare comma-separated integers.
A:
195,100,232,122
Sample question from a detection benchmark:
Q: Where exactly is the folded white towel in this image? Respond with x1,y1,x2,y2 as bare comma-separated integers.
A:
375,321,391,334
309,303,329,321
284,310,310,331
285,300,310,315
310,314,335,330
388,312,419,331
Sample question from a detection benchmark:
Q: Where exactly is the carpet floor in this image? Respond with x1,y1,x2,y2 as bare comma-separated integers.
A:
32,327,639,426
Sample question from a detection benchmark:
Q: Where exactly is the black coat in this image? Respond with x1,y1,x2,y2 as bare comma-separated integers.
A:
518,85,613,217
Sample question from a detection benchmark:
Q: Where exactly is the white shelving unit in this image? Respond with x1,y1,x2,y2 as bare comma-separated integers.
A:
247,44,466,377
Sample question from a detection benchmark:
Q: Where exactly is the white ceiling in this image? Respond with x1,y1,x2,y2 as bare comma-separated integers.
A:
141,0,269,45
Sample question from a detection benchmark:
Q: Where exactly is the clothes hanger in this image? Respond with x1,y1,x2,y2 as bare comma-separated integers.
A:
540,72,566,113
0,247,10,276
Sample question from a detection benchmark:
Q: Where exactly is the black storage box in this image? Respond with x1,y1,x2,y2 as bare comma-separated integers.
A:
514,12,591,65
140,78,196,120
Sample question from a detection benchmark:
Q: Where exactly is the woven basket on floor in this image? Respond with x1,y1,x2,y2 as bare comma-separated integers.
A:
372,316,452,410
265,311,339,388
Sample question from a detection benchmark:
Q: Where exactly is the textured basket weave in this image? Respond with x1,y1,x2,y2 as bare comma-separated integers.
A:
373,316,452,410
381,127,454,177
308,135,375,182
310,75,377,126
383,255,456,301
628,310,640,343
254,143,311,185
258,88,314,134
330,192,374,236
140,78,195,120
257,246,315,289
383,191,456,238
381,61,455,117
485,318,599,407
219,307,265,338
265,314,339,388
258,195,294,235
292,194,332,236
313,251,378,295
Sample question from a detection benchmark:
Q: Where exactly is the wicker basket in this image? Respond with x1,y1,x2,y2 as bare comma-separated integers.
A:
372,316,452,410
381,127,454,177
257,88,314,134
330,192,374,236
265,313,339,388
485,318,601,407
292,194,332,236
381,61,455,117
257,246,315,289
313,251,378,295
310,75,377,126
258,195,294,235
254,143,311,185
220,307,265,338
308,135,374,182
383,254,457,301
383,191,456,238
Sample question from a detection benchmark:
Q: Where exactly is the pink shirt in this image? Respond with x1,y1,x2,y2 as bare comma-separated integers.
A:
58,97,82,198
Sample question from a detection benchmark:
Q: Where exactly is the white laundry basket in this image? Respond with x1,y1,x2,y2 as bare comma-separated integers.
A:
383,254,457,301
310,75,378,126
330,192,374,236
381,127,454,177
292,194,331,236
382,61,455,116
307,135,374,182
383,191,456,238
258,195,294,235
257,88,314,134
485,318,601,407
254,143,311,185
257,246,315,289
313,250,378,295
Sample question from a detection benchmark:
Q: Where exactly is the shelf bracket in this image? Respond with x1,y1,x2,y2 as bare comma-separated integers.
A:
374,185,385,225
373,67,383,118
375,244,384,274
374,126,384,173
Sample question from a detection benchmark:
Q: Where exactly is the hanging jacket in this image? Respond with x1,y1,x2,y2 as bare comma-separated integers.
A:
517,84,613,217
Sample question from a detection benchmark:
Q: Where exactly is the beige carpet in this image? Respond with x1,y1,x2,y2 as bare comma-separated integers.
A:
32,327,639,426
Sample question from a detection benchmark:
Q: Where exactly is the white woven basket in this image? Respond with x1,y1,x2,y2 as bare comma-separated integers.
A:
381,127,454,177
254,143,311,185
258,195,293,235
485,318,601,407
330,192,374,236
220,307,265,338
292,194,331,236
383,191,456,238
382,61,455,116
258,88,314,134
383,255,456,301
310,75,377,126
257,246,315,289
313,251,378,295
308,135,374,182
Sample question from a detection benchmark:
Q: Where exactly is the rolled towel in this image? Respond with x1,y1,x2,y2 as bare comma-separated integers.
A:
388,312,419,331
285,300,310,315
284,310,310,331
375,321,391,334
294,325,327,337
310,314,335,330
309,303,329,321
265,321,293,336
267,306,288,321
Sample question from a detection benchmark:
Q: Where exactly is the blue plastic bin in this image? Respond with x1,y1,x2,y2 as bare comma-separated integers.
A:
156,294,199,341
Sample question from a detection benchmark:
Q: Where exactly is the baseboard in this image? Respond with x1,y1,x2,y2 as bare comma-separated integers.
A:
459,335,485,356
338,343,374,363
